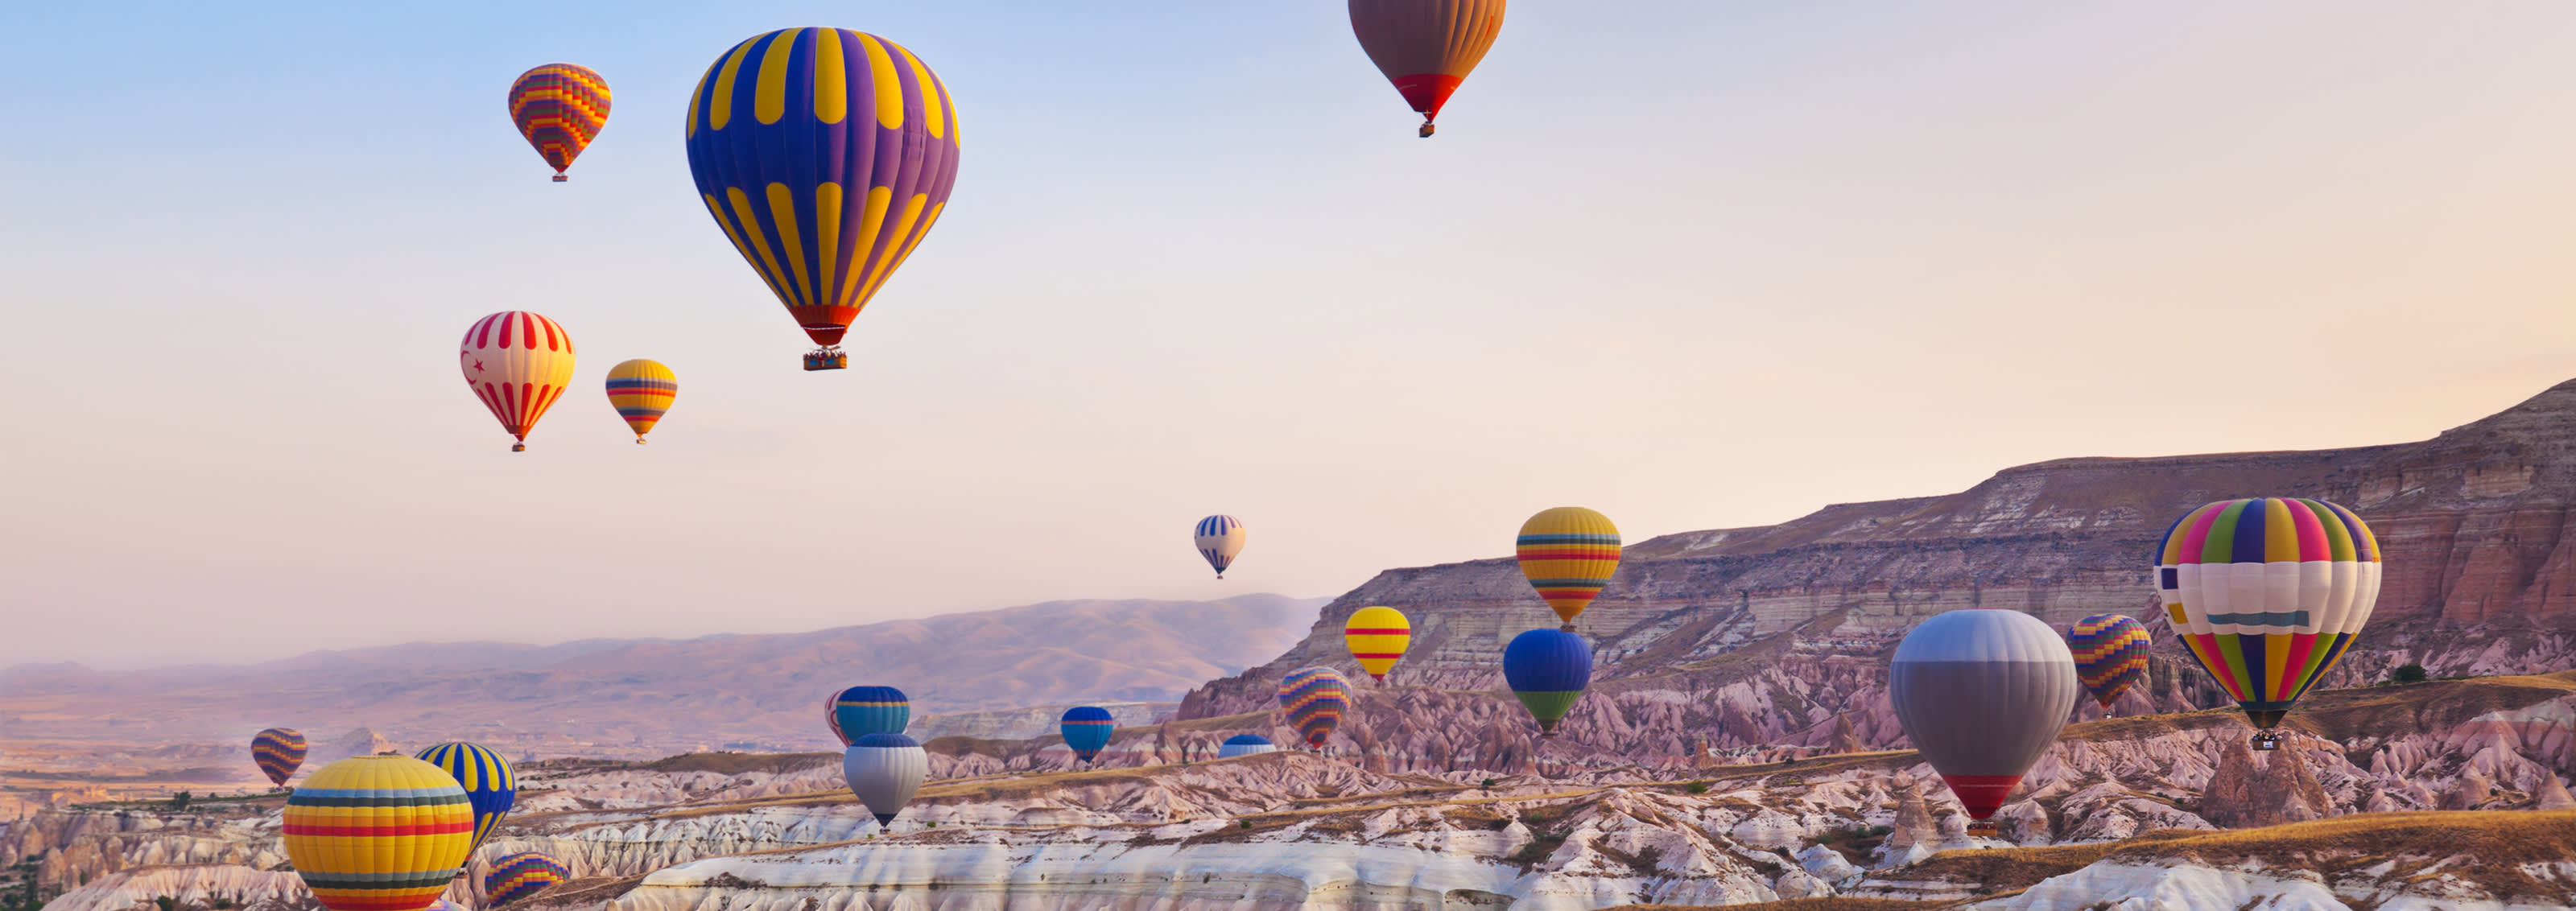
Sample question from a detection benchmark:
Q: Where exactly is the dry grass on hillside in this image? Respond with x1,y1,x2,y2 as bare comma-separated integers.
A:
1614,900,1943,911
2290,670,2576,742
639,751,837,776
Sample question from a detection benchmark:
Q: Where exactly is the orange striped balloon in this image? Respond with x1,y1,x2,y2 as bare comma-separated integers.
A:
1515,507,1620,628
1343,606,1410,683
283,756,473,911
508,64,610,182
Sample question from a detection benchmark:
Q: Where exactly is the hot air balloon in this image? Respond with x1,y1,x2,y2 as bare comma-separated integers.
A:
507,64,610,183
605,359,676,443
460,311,576,452
2155,497,2381,751
1888,610,2079,826
1344,606,1410,683
1276,666,1349,749
415,742,516,852
1348,0,1505,137
684,27,962,371
826,685,911,747
485,852,570,908
250,728,306,789
283,755,474,911
1195,515,1246,579
842,732,926,826
1502,628,1589,736
1517,507,1620,629
1060,706,1115,764
1217,734,1277,759
2068,614,2152,711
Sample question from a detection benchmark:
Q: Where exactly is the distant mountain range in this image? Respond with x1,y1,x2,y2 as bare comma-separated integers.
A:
0,595,1323,760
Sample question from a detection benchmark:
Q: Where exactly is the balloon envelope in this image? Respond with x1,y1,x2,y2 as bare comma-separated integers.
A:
1060,706,1115,763
414,742,516,852
283,756,473,911
605,359,676,443
1502,628,1591,735
1276,666,1349,748
507,64,610,181
1195,515,1246,578
1217,734,1277,759
251,728,306,787
1887,609,2079,820
842,732,926,826
1516,507,1620,627
1348,0,1506,133
2155,497,2381,731
827,685,911,747
2068,614,2152,709
683,27,962,355
460,311,576,451
1344,606,1411,682
484,852,569,908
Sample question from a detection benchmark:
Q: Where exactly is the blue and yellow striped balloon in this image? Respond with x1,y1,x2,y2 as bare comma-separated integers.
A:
684,27,961,362
1516,507,1621,628
283,756,473,911
484,851,570,908
826,685,910,746
604,359,676,443
414,742,516,851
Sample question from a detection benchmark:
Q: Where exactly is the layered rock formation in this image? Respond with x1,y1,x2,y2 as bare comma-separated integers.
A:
1183,380,2576,769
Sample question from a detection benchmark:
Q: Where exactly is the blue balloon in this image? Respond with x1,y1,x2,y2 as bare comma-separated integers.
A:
827,685,911,746
1218,734,1276,759
414,742,516,850
1503,629,1593,736
1059,706,1115,763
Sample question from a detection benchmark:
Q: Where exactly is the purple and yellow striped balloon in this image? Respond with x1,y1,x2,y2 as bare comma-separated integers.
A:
250,728,306,788
683,27,961,361
2153,497,2382,732
1276,666,1350,748
2067,614,2150,709
508,64,610,182
485,851,570,908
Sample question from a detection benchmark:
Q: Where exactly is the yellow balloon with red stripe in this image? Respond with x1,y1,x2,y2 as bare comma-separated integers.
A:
1516,507,1621,628
605,359,677,443
283,756,474,911
1344,606,1411,683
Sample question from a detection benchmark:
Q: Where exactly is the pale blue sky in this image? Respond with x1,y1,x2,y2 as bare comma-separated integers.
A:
5,2,2574,668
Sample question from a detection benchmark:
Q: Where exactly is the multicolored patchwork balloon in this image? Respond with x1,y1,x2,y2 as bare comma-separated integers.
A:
605,359,676,443
507,64,610,182
1888,609,2079,822
1059,706,1115,763
1344,606,1410,683
2068,613,2151,709
2155,497,2381,744
283,756,474,911
250,728,306,788
1517,507,1620,629
413,742,516,851
1502,628,1589,736
460,311,576,452
1348,0,1506,137
684,27,962,368
1276,666,1350,748
484,852,570,908
1217,734,1276,759
826,685,911,747
1194,515,1246,578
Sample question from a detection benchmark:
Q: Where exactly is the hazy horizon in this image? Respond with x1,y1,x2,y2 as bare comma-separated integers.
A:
7,1,2575,669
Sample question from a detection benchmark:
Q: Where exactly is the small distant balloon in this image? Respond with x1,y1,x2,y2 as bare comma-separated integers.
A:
507,64,611,182
1195,515,1247,578
485,852,570,908
1217,735,1277,759
2068,614,2151,709
842,732,927,826
1276,666,1349,748
1348,0,1505,137
251,728,306,788
827,685,911,747
460,311,576,452
1516,507,1620,629
1060,706,1115,764
1502,628,1590,736
1344,606,1411,683
605,359,676,443
414,742,516,852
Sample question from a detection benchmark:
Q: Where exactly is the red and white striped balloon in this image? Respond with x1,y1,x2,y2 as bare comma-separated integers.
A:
459,311,576,452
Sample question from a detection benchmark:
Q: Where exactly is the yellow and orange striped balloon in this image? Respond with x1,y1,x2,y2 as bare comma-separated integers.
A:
1516,507,1620,628
1344,606,1410,683
604,359,676,443
282,756,474,911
